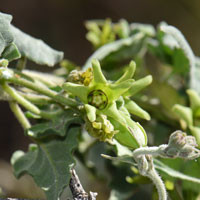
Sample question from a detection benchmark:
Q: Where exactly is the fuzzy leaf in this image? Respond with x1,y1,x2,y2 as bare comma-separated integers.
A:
1,43,21,61
26,110,82,138
154,159,200,186
190,57,200,95
0,12,14,55
83,32,146,70
12,126,80,200
148,24,190,76
102,154,200,186
10,25,63,66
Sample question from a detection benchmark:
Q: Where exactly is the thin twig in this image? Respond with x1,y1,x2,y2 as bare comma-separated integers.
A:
69,169,98,200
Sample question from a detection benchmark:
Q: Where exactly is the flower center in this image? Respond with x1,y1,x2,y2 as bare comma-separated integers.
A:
88,90,108,110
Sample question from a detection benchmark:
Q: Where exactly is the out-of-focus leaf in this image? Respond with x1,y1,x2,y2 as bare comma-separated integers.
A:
157,158,200,193
10,25,63,66
192,57,200,95
26,109,82,138
102,153,200,187
0,12,14,55
172,104,193,126
11,126,80,200
148,25,190,76
130,23,156,36
108,189,133,200
101,154,136,166
83,32,146,70
150,81,186,118
1,43,21,61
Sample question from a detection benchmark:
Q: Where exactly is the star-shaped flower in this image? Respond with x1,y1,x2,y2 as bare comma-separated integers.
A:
63,59,152,149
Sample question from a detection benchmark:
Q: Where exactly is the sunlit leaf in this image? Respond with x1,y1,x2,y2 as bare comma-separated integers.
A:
10,25,63,66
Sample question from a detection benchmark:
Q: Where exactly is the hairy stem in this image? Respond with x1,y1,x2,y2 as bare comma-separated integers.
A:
146,163,167,200
133,149,168,200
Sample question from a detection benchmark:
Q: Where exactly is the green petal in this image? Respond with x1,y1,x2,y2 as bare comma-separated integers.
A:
110,118,140,149
92,59,107,84
172,104,193,126
125,99,150,120
103,102,126,124
85,104,96,122
186,89,200,116
116,60,136,83
62,82,88,103
124,75,152,97
110,79,134,100
122,113,147,147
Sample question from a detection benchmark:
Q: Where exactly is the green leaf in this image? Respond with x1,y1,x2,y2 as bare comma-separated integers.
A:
172,104,193,126
189,126,200,147
148,25,190,76
191,57,200,95
1,43,21,61
11,126,80,200
172,48,189,75
0,12,14,55
108,189,133,200
187,89,200,114
26,109,82,138
83,32,146,70
102,154,200,187
101,154,136,166
10,25,63,66
154,159,200,185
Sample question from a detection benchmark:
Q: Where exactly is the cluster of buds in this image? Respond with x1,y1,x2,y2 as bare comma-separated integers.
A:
67,68,93,86
63,59,152,149
85,114,118,142
164,130,200,159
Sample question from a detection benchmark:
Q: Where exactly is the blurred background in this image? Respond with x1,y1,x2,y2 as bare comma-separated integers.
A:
0,0,200,199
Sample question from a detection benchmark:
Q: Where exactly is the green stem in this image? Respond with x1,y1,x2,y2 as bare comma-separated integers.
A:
7,75,78,107
3,83,61,120
39,109,63,119
19,92,53,105
16,57,27,71
2,83,41,115
9,101,31,129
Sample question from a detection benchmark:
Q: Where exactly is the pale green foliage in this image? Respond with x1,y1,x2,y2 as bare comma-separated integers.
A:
0,12,200,200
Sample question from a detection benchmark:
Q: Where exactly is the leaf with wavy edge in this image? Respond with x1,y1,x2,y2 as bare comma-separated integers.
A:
11,126,80,200
10,25,63,66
